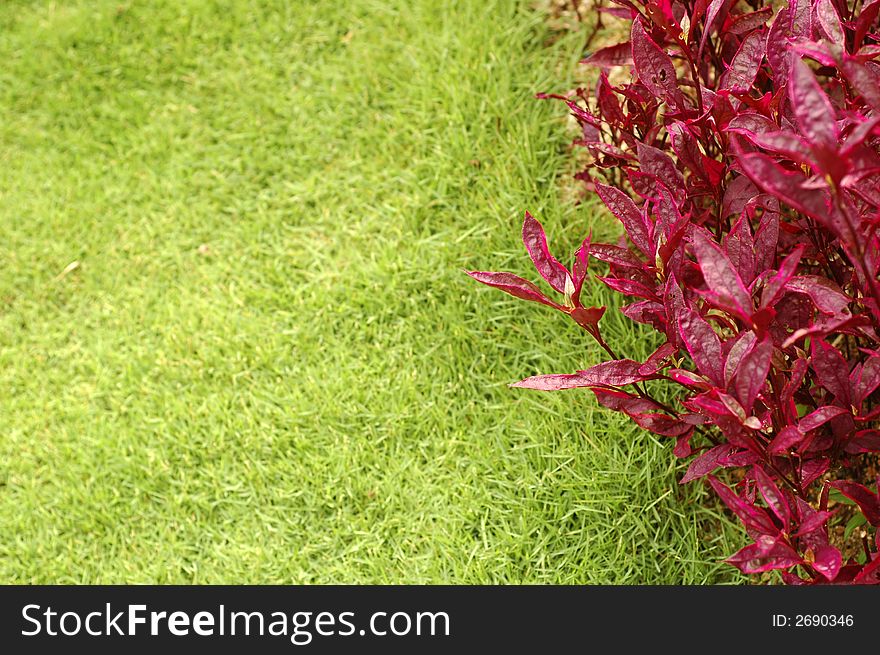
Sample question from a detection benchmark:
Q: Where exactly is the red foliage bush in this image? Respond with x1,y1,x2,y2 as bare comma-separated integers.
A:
469,0,880,583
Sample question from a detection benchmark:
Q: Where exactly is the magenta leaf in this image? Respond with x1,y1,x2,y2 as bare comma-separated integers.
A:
597,275,657,300
577,359,654,387
829,481,880,526
668,121,705,180
631,412,693,437
582,42,633,68
734,336,772,412
814,0,844,45
855,0,880,51
811,545,842,582
724,330,757,387
570,305,607,333
737,130,812,164
799,406,849,433
784,276,851,316
800,458,831,488
759,245,806,309
768,426,805,455
720,29,765,94
792,508,835,538
680,444,738,484
766,5,793,78
514,359,657,392
753,210,779,274
727,8,773,35
597,74,626,127
752,464,791,530
845,430,880,454
691,228,752,316
789,57,839,152
636,141,684,195
709,477,779,538
510,373,594,391
522,212,570,294
736,152,830,222
698,0,730,60
811,339,852,404
853,556,880,584
722,214,756,286
467,271,563,310
621,300,665,328
789,0,812,37
726,535,802,574
588,243,645,269
678,308,724,387
722,175,760,218
639,342,677,376
595,183,652,257
631,19,685,109
571,235,591,302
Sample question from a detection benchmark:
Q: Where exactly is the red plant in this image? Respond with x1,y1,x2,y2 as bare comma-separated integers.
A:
469,0,880,583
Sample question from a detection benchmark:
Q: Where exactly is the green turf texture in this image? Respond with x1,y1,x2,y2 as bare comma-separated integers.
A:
0,0,745,583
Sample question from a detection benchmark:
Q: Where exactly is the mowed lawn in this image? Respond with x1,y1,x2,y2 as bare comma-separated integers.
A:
0,0,744,583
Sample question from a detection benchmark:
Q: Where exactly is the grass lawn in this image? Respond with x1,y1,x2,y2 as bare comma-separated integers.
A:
0,0,745,583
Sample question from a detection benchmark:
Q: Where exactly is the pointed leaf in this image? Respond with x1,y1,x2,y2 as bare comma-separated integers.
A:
753,210,780,274
522,213,569,294
768,426,805,455
692,229,752,314
721,29,765,94
726,535,802,574
855,0,880,51
845,430,880,454
793,508,835,538
631,19,685,109
678,308,724,386
811,545,842,581
723,214,756,286
636,141,684,196
513,359,656,392
510,373,593,391
801,458,831,487
709,476,779,538
466,271,563,310
752,464,791,530
577,359,654,387
853,555,880,584
668,121,706,179
811,339,852,403
799,406,850,433
790,57,839,150
766,5,793,78
582,41,633,68
699,0,730,60
735,336,772,411
760,245,806,309
737,151,830,222
588,243,645,269
724,331,757,387
785,276,851,316
639,342,677,376
680,444,738,484
726,8,773,35
829,481,880,526
595,183,652,257
722,175,760,219
814,0,844,45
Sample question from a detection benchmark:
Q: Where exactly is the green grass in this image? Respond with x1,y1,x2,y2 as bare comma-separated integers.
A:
0,0,745,583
